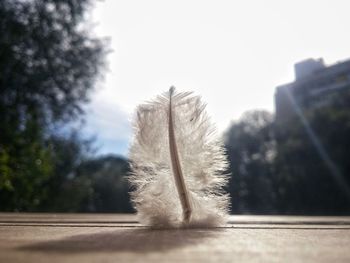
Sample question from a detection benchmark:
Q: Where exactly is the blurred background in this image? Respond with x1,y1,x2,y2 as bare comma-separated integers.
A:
1,0,350,215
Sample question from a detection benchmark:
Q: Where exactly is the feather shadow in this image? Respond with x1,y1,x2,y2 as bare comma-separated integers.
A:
19,228,224,253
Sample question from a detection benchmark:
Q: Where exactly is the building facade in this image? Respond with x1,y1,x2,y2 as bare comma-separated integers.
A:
275,58,350,122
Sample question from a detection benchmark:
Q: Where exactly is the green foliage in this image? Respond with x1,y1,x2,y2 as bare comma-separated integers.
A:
37,132,93,212
0,0,106,211
225,110,277,214
274,90,350,215
39,137,133,213
75,156,134,213
0,133,53,211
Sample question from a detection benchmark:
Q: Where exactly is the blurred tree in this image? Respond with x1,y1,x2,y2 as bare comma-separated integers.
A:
224,110,277,214
39,149,133,213
0,0,106,211
38,132,94,212
275,90,350,215
75,156,134,213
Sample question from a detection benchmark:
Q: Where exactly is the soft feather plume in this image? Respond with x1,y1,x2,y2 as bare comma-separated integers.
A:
128,87,230,228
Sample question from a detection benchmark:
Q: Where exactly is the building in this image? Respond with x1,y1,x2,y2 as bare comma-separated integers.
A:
275,58,350,122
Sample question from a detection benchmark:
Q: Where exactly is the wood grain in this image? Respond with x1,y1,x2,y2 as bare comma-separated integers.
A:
0,213,349,263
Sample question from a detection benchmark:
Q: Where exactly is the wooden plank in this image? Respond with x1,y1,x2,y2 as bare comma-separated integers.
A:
0,213,349,263
0,213,136,223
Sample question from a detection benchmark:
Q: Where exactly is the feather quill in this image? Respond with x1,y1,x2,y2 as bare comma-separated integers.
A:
129,87,230,228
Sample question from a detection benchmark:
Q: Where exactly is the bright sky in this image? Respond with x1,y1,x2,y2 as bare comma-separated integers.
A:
86,0,350,157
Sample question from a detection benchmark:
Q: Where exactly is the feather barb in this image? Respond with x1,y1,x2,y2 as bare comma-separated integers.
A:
129,87,230,228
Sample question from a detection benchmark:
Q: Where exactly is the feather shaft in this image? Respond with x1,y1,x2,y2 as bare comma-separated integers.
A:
168,87,192,223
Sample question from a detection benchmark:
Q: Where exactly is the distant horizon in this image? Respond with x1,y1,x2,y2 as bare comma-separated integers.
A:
85,0,350,157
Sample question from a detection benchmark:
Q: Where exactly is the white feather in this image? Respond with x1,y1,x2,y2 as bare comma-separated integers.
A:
128,87,230,228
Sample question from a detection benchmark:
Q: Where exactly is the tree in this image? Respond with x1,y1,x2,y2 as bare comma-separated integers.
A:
75,156,134,213
38,150,133,213
38,132,95,212
275,89,350,215
224,110,277,214
0,0,106,211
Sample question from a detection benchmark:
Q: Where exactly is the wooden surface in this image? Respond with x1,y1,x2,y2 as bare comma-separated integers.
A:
0,213,349,263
